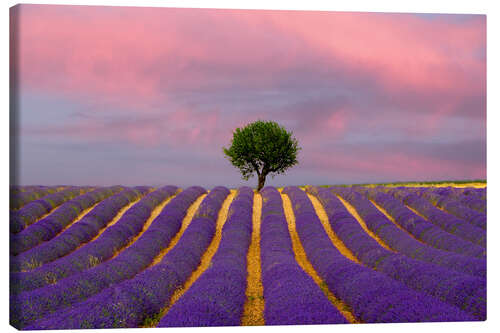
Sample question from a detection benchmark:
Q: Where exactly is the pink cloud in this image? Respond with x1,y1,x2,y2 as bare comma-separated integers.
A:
267,11,485,94
325,109,348,132
12,5,485,112
13,5,486,185
303,149,484,181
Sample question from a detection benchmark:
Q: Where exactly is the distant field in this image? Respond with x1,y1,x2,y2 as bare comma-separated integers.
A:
320,180,487,188
9,183,486,329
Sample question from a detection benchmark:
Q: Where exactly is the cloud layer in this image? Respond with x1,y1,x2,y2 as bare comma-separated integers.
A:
12,5,486,186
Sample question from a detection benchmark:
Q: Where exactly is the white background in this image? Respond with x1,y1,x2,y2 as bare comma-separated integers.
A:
2,0,498,332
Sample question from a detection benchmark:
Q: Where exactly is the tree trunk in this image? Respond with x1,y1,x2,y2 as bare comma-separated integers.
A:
257,174,266,192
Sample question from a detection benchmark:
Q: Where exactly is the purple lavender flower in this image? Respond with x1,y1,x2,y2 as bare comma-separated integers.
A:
10,186,61,210
355,187,485,259
22,187,229,330
10,186,122,255
387,187,486,247
283,186,479,323
418,189,486,230
10,188,146,272
158,186,253,327
10,186,90,233
305,186,485,319
259,186,348,325
11,186,211,329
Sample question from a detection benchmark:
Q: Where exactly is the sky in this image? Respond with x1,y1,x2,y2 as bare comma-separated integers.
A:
10,4,486,188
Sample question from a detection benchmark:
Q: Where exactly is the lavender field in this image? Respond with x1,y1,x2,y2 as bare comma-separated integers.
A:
8,183,486,329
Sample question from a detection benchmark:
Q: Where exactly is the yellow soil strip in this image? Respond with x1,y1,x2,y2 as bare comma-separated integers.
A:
23,188,94,228
307,194,360,264
149,190,236,327
336,195,395,253
12,187,65,211
281,193,360,324
241,193,265,326
83,190,180,258
70,198,140,254
370,199,423,244
361,182,486,188
406,205,428,220
52,201,103,238
422,183,486,188
144,192,208,267
17,202,104,271
28,205,66,227
429,202,453,215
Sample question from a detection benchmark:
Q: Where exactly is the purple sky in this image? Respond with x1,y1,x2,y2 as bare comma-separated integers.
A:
11,5,486,187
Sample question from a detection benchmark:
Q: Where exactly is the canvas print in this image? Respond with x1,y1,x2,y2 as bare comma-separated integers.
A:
9,4,486,329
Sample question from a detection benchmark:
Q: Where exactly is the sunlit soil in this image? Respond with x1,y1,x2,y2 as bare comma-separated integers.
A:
371,182,486,188
150,190,236,326
59,202,102,235
241,193,265,326
406,205,428,220
105,190,182,261
307,194,360,264
19,188,91,229
149,192,208,267
336,195,395,252
28,200,85,228
281,193,360,324
11,184,487,327
419,182,486,188
370,199,422,244
18,201,103,272
70,199,139,254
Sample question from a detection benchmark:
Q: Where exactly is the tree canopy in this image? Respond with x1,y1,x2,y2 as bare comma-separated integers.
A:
223,120,300,191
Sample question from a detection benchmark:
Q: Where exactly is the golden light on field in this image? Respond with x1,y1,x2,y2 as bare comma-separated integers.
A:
150,193,208,267
150,191,236,326
281,193,360,324
307,194,360,264
106,190,182,262
336,195,395,252
241,193,265,326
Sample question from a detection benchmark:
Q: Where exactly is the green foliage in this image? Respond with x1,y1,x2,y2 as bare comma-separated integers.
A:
44,272,58,285
88,255,100,268
23,258,42,271
223,120,300,190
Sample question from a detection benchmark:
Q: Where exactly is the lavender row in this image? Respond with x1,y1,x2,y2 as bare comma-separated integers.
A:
10,185,63,193
459,194,486,213
342,186,487,275
450,187,486,201
417,189,486,230
10,186,61,210
24,186,229,330
430,187,486,212
9,185,26,195
10,186,206,329
459,188,486,212
9,185,179,294
10,186,90,233
365,188,485,259
10,188,145,272
260,187,348,325
284,186,476,323
326,187,485,318
387,187,486,248
132,186,154,194
158,186,254,327
10,186,122,255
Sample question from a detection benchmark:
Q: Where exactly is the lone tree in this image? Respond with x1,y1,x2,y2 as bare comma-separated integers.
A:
223,120,300,191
